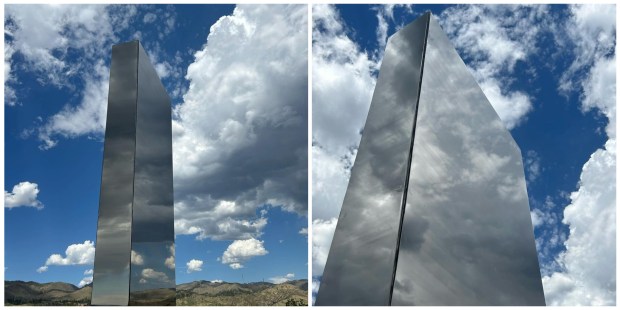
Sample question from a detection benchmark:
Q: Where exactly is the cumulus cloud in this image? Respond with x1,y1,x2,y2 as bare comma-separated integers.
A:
543,139,616,305
310,4,378,295
78,276,93,288
530,209,544,228
312,4,377,222
38,240,95,272
542,4,616,306
269,273,295,284
143,12,156,24
373,5,413,52
186,259,203,273
165,244,175,269
4,4,130,146
298,228,308,235
311,277,320,305
84,269,93,275
211,279,224,283
173,4,308,242
141,268,169,282
37,60,109,149
221,238,268,269
581,54,616,138
131,250,144,266
558,4,616,94
229,263,243,270
524,150,542,183
311,218,337,277
4,41,17,105
4,5,139,110
440,5,549,129
5,181,44,209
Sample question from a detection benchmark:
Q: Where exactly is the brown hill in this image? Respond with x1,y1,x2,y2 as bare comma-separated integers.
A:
5,279,308,306
5,281,90,306
175,280,308,306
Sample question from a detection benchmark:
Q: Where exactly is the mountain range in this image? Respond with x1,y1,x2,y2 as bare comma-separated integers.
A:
5,279,308,306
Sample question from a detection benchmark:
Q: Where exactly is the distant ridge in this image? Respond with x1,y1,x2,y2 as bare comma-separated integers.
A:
5,279,308,306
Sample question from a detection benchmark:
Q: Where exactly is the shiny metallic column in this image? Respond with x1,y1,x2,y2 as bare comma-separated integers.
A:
315,14,429,306
316,12,545,306
391,14,545,306
92,41,175,306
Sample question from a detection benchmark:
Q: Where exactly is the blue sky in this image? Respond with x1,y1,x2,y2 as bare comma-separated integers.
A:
312,4,615,306
5,4,308,287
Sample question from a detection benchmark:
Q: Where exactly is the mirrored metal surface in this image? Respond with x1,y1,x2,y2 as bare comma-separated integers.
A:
91,41,138,306
315,14,430,306
92,41,175,306
129,43,176,306
391,15,545,305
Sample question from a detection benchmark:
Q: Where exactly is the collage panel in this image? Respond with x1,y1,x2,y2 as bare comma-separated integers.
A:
2,1,617,308
311,3,615,307
5,3,308,306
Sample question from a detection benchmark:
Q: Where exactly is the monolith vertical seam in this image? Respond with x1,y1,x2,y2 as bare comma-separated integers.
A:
127,40,139,306
388,12,430,306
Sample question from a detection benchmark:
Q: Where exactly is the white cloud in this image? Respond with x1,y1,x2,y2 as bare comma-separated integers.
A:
37,60,109,149
165,244,175,269
581,55,616,138
40,240,95,272
559,4,616,94
229,263,243,269
5,181,44,209
211,279,223,283
530,209,544,228
143,12,156,24
311,218,337,277
45,240,96,265
3,4,137,147
141,268,169,282
542,139,616,306
440,5,548,129
477,79,532,130
542,5,616,306
78,276,93,288
373,5,413,52
221,238,268,269
312,4,377,222
4,5,136,90
4,41,17,105
173,4,308,242
525,150,541,183
131,250,144,266
269,273,295,284
186,259,203,273
312,277,320,305
84,269,93,275
298,228,308,235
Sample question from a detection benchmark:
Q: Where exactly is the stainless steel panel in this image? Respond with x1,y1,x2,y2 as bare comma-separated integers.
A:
91,41,138,306
129,43,176,306
92,41,175,306
315,13,430,306
391,15,545,305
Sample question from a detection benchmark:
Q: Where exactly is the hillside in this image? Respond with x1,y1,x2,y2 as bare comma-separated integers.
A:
5,279,308,306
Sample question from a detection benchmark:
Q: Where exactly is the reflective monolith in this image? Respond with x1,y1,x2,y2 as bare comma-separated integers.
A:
91,41,175,306
316,12,545,306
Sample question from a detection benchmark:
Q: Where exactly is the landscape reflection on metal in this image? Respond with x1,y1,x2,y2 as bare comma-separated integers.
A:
91,41,176,306
316,12,545,306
